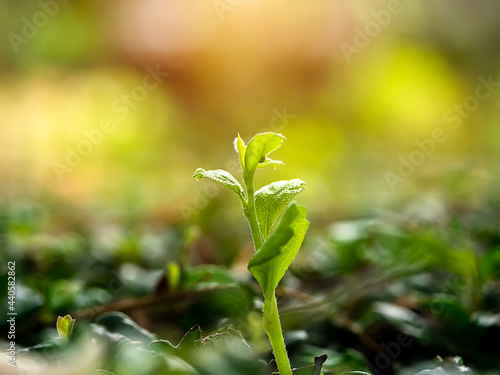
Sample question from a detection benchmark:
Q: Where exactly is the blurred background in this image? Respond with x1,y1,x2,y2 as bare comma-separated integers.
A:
1,0,500,374
1,0,499,223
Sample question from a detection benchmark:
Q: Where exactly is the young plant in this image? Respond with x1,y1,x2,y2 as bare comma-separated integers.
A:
193,132,309,375
57,314,76,342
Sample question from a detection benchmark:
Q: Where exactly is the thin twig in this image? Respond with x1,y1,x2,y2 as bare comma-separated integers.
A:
72,286,231,319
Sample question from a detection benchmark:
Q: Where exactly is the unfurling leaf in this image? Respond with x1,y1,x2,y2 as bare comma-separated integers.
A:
255,179,307,239
244,133,285,177
193,168,245,203
248,202,309,295
57,315,76,342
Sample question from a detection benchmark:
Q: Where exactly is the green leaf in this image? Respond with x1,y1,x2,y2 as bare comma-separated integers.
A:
56,314,76,342
182,265,238,290
415,369,447,375
255,179,307,238
94,312,157,344
373,302,428,339
193,168,245,202
150,325,202,355
244,132,285,177
248,226,293,268
19,338,64,355
179,325,202,349
248,203,309,295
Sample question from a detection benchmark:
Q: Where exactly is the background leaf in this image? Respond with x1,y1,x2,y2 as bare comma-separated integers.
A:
150,325,202,355
94,312,157,344
255,179,307,238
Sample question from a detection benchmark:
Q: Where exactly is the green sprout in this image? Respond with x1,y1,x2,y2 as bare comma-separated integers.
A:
57,314,76,342
193,132,309,375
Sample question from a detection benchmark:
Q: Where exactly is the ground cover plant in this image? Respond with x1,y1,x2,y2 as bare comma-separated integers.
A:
3,132,497,374
1,210,499,374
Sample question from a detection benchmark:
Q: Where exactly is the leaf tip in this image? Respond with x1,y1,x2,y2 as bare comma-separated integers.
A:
234,133,246,151
234,133,241,150
259,131,286,141
192,168,205,180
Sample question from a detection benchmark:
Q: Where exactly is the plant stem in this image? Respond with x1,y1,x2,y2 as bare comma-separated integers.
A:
244,172,263,250
263,290,293,375
244,170,291,374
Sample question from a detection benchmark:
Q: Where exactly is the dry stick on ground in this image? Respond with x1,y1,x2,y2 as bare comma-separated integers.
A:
72,286,231,319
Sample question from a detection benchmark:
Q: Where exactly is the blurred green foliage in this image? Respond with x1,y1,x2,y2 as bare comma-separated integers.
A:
1,197,500,373
1,0,500,374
